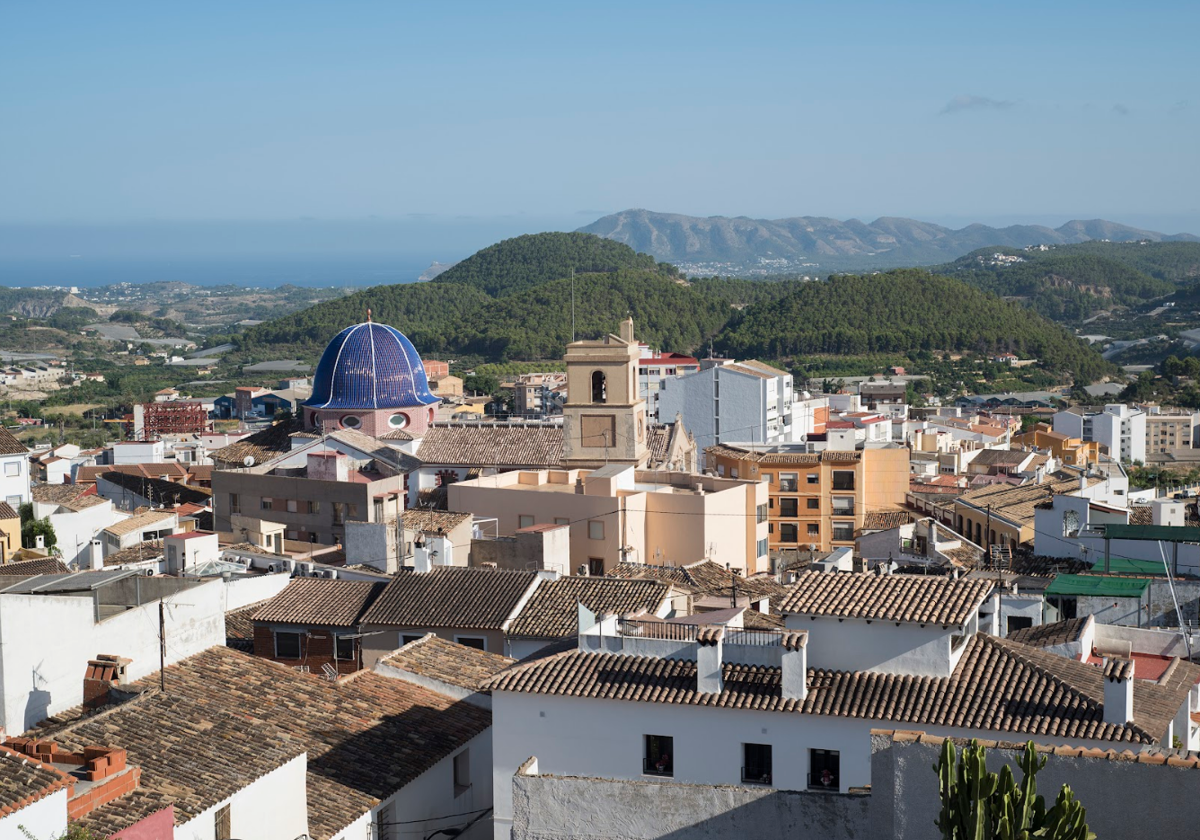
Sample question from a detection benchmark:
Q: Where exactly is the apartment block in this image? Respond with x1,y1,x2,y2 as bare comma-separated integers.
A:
1053,404,1145,464
1141,406,1199,454
659,359,794,449
704,444,910,554
638,346,700,421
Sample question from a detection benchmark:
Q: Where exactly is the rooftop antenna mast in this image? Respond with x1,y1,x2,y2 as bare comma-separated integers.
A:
571,269,576,343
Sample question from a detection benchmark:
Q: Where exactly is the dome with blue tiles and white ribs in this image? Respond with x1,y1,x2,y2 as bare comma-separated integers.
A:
303,316,440,438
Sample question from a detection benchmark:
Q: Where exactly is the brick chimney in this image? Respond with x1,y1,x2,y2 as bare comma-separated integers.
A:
3,739,140,820
83,655,132,710
696,625,724,694
781,631,809,702
1103,656,1135,725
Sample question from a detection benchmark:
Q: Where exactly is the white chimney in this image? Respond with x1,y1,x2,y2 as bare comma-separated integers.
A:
1103,657,1135,725
413,540,432,574
781,631,809,702
696,626,724,694
35,535,45,550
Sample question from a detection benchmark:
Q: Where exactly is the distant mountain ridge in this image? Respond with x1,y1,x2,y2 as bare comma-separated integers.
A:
578,209,1200,271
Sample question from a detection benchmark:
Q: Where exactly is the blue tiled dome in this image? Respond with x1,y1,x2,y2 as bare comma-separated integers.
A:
306,322,438,410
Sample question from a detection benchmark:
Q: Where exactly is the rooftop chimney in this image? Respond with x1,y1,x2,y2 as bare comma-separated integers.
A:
1103,657,1135,725
781,631,809,702
83,655,132,710
696,626,724,694
307,451,349,482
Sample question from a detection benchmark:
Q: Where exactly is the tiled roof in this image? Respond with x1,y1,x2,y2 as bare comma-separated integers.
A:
859,510,914,532
188,465,213,482
486,633,1199,745
607,561,789,606
361,566,538,630
647,424,672,465
416,423,564,467
779,572,993,626
102,540,165,567
0,502,16,520
399,509,474,533
209,417,306,467
380,634,515,690
508,577,670,639
0,746,73,816
704,444,862,466
1130,506,1153,525
970,449,1031,467
42,647,491,840
102,509,175,538
32,483,96,507
1,557,69,576
77,464,191,484
955,477,1102,527
251,578,386,627
1007,617,1090,648
97,471,212,507
378,429,414,441
0,428,28,456
224,600,272,643
323,428,422,471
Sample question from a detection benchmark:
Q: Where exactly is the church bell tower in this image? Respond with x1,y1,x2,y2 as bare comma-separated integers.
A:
561,317,648,469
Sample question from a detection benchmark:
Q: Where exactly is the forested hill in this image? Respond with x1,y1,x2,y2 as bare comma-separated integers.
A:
931,242,1200,322
715,270,1116,382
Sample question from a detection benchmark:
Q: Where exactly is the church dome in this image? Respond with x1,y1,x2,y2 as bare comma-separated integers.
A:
306,322,439,411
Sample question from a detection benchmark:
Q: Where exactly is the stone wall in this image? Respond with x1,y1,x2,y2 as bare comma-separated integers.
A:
510,771,870,840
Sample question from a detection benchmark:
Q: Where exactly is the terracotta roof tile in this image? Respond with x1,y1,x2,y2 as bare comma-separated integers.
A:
361,566,538,630
102,540,165,567
32,483,96,507
859,510,915,532
98,471,212,507
102,509,175,538
0,746,74,814
416,423,563,468
399,509,474,533
379,634,515,690
607,561,789,607
486,634,1199,746
779,572,993,626
1007,617,1090,648
40,647,490,840
0,557,69,576
508,577,669,639
0,429,28,456
252,578,386,627
209,418,306,468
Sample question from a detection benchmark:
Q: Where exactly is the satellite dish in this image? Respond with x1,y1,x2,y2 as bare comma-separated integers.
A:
243,455,255,467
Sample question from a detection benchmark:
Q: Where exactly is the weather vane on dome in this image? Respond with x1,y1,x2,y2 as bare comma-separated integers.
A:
367,308,372,323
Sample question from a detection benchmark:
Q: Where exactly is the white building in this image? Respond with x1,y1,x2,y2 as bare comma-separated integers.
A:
100,509,179,557
111,439,167,465
1054,404,1146,465
0,429,31,508
486,573,1200,840
658,360,794,448
30,485,119,569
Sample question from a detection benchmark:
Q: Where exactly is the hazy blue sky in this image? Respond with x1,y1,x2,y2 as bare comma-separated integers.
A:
2,1,1198,245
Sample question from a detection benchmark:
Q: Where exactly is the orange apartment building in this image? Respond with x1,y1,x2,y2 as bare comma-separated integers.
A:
1011,423,1101,467
704,444,910,553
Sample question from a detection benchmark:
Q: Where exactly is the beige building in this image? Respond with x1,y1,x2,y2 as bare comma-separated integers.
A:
513,372,567,417
1142,407,1199,455
449,464,769,575
704,444,910,554
561,318,648,469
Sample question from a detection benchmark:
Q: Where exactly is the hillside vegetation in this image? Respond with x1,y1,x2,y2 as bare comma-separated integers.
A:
238,233,1115,385
716,270,1116,382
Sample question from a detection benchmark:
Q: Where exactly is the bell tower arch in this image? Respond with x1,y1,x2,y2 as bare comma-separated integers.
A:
562,317,648,468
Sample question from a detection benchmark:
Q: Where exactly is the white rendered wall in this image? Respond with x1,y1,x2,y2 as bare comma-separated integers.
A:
784,615,959,678
0,453,31,507
48,501,117,569
176,753,307,840
0,579,226,731
222,572,292,612
0,788,67,840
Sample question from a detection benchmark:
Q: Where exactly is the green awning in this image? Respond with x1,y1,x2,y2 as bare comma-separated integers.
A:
1102,524,1200,543
1044,574,1150,598
1095,557,1172,577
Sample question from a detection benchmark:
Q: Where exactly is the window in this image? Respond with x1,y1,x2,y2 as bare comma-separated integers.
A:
307,500,320,514
274,631,302,659
831,471,855,491
588,557,605,576
806,472,819,485
401,634,424,646
832,496,855,516
644,734,673,777
3,462,20,477
389,413,409,429
757,538,768,558
588,520,604,540
806,498,819,510
260,497,272,511
807,523,820,537
348,504,359,520
731,468,739,479
1007,616,1034,635
229,493,240,514
743,743,772,785
780,523,798,543
519,514,535,529
334,635,355,661
340,414,362,429
591,370,607,403
809,749,840,790
779,473,798,492
215,804,231,840
832,521,855,542
333,502,345,525
456,636,486,651
454,749,471,797
287,499,298,513
554,517,570,526
780,498,798,518
756,504,767,523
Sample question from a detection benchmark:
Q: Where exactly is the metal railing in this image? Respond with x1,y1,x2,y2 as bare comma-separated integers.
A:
643,758,673,777
741,766,772,785
725,628,785,647
807,773,839,790
619,618,698,641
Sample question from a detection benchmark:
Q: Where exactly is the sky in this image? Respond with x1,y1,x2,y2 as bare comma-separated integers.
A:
2,1,1198,273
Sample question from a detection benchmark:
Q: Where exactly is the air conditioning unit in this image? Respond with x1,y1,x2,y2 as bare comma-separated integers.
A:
143,568,155,577
267,563,278,573
321,569,336,579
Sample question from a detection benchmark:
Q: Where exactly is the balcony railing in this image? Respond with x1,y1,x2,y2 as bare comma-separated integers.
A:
643,758,673,777
807,772,839,790
741,766,772,785
618,618,698,642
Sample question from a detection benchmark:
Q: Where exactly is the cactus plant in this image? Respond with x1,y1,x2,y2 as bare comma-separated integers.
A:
933,739,1095,840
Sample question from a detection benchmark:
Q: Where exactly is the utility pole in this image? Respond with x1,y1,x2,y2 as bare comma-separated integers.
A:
985,504,992,552
159,600,166,692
